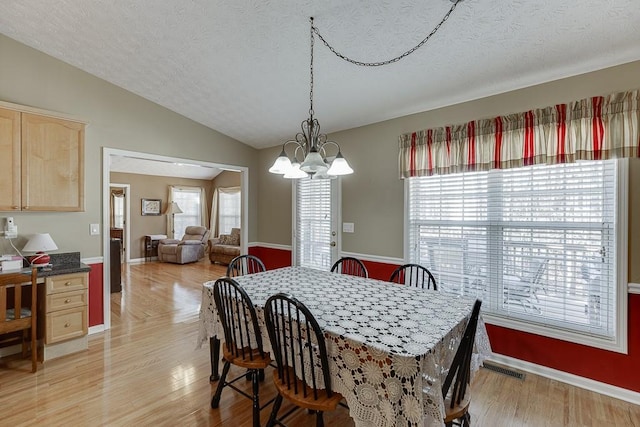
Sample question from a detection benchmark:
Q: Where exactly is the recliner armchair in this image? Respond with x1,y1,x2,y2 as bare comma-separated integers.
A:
157,226,210,264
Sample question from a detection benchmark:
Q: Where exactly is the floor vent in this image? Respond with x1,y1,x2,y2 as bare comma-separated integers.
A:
482,362,526,380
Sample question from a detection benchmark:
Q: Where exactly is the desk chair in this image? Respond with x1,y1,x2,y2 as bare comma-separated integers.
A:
211,277,272,427
264,293,344,427
0,268,38,373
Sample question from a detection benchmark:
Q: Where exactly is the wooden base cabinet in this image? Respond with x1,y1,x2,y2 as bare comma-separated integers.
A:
42,272,88,360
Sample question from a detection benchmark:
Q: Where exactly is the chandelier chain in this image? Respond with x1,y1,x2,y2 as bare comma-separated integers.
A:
311,0,460,67
309,17,315,118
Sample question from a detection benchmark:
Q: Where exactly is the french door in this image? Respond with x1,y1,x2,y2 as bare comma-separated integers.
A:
293,178,339,270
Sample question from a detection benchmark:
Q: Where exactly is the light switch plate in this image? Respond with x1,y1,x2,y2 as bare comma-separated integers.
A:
90,223,100,235
342,222,354,233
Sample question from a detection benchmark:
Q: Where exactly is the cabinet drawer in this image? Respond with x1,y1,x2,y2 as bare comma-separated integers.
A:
46,306,87,344
46,273,88,294
46,289,87,312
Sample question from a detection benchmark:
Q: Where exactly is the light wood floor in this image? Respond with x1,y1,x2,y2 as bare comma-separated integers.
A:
0,260,638,426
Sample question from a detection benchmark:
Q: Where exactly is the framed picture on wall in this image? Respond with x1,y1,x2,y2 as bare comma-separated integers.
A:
141,198,161,216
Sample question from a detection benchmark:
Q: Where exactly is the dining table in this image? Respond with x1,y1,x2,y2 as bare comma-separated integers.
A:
197,266,492,427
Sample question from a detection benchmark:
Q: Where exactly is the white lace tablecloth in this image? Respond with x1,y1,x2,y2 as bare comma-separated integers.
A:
197,267,492,427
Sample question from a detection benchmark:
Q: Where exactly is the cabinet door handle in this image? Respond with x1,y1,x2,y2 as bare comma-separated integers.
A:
65,299,71,303
65,282,71,286
23,206,29,210
64,322,70,328
12,206,19,210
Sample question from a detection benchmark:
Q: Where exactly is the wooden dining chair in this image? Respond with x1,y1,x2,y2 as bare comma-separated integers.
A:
264,293,344,427
330,256,368,278
211,277,272,427
441,299,482,427
389,263,437,290
0,268,38,373
227,254,266,277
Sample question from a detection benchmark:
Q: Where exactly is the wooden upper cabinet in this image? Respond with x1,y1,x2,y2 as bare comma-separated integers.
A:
21,113,85,211
0,102,85,212
0,108,21,211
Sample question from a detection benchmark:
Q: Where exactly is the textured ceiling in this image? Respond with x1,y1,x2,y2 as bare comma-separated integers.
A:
1,0,640,149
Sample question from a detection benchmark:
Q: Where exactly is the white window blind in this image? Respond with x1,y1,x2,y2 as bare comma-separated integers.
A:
408,160,618,340
218,189,241,235
171,187,203,239
295,178,332,270
113,195,124,228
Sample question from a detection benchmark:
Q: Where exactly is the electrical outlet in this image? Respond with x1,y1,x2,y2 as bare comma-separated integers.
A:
90,223,100,235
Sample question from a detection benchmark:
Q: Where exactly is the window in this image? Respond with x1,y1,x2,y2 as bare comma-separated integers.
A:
171,186,203,239
407,160,626,349
113,195,124,228
218,189,241,235
294,178,336,270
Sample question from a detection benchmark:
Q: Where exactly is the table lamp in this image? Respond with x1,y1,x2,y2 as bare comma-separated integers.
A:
23,233,58,266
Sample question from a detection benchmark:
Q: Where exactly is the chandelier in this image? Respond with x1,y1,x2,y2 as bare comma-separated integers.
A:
269,2,463,179
269,18,353,179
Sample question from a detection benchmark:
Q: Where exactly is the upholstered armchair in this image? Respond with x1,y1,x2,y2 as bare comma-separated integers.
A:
157,226,210,264
209,227,241,265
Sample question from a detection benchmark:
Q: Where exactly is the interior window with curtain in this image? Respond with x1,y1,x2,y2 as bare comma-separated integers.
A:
112,195,124,228
170,187,203,239
217,188,241,235
407,160,621,342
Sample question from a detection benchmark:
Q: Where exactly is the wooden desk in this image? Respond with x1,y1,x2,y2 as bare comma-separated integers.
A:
1,261,90,362
144,234,166,261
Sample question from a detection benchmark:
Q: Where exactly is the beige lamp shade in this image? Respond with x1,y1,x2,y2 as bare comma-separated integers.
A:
164,201,183,215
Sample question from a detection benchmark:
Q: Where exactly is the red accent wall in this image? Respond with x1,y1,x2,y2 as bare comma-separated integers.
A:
487,294,640,393
248,246,292,270
253,245,640,394
87,262,103,327
362,259,399,281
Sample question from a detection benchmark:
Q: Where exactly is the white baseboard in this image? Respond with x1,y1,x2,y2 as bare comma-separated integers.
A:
0,344,21,358
629,282,640,294
88,325,105,335
489,353,640,405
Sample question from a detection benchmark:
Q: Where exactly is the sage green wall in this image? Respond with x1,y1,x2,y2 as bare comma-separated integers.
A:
110,172,214,259
0,34,258,258
257,60,640,281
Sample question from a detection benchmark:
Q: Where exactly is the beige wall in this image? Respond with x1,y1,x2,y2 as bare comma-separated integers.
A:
257,60,640,281
0,34,259,259
212,170,241,189
110,172,214,259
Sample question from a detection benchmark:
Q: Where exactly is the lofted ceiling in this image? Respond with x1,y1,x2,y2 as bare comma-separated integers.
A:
1,0,640,150
109,155,224,180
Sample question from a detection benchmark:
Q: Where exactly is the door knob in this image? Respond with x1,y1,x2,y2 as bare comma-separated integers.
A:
330,241,336,247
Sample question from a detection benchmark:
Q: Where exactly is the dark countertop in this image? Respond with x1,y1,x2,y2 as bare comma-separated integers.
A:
34,262,91,277
23,251,91,277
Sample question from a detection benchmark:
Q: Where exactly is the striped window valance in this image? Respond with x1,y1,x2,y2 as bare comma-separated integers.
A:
399,89,640,178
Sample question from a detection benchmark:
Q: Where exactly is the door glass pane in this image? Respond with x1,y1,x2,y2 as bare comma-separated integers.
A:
295,178,332,270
